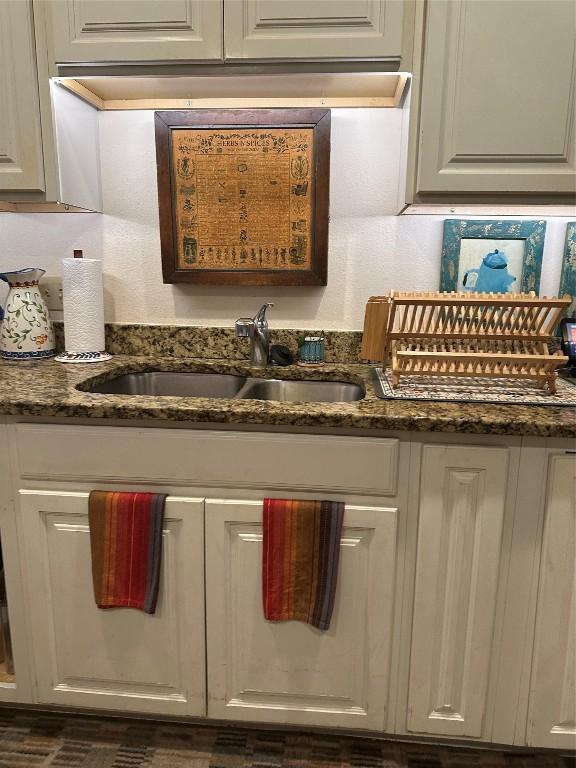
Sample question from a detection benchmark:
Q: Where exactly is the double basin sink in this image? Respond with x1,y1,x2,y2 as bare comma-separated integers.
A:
84,371,364,404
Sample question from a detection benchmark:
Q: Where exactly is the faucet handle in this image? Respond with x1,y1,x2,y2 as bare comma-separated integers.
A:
235,318,255,337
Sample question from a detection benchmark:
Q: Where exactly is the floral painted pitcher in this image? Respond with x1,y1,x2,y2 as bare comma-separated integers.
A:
0,268,55,359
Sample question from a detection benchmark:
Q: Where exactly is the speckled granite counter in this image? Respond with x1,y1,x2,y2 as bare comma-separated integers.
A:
1,355,575,437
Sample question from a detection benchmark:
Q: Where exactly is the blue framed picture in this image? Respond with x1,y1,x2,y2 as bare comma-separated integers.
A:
440,219,546,295
559,222,576,318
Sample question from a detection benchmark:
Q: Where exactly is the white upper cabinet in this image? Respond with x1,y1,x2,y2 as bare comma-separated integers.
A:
0,1,102,206
45,0,223,62
416,0,576,197
44,0,407,64
224,0,405,60
0,1,44,191
527,454,576,749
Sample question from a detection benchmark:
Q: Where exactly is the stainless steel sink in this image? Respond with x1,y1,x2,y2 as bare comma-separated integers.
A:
82,371,364,403
237,378,364,403
85,372,247,398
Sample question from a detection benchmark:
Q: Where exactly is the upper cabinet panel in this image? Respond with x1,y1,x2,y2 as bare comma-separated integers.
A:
224,0,405,60
45,0,223,62
417,0,576,196
0,0,44,191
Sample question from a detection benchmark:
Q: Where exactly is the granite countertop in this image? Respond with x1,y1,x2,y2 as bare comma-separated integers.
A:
1,355,575,437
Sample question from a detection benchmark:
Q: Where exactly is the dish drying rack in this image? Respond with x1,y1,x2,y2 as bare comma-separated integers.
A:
361,291,571,394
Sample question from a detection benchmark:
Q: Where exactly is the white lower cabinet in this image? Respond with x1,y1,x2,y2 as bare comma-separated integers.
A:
19,490,206,716
527,454,576,749
0,421,33,703
407,445,509,739
18,487,399,729
205,499,398,730
6,423,575,751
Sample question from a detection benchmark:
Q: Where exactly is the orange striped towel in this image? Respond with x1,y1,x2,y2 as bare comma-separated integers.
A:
88,491,166,614
262,499,344,631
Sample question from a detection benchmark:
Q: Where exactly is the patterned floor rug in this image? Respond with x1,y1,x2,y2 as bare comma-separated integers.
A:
0,710,572,768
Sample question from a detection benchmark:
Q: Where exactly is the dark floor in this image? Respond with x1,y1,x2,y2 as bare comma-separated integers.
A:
0,709,572,768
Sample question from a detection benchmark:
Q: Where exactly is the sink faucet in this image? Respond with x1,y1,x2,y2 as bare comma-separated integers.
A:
235,302,274,366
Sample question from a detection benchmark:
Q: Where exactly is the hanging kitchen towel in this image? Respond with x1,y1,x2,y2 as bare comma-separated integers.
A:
88,491,167,614
262,499,344,631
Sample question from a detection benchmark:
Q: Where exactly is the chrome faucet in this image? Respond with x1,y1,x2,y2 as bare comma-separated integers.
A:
235,302,274,366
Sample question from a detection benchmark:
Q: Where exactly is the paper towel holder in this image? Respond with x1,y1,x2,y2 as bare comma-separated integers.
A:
56,350,112,363
55,254,112,364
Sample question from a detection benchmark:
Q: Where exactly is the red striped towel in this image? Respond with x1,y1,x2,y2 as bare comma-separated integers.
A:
88,491,166,614
262,499,344,631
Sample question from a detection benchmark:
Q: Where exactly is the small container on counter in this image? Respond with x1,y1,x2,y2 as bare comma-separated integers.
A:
298,334,325,365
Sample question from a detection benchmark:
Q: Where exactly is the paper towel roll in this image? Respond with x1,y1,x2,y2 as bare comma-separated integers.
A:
62,258,106,354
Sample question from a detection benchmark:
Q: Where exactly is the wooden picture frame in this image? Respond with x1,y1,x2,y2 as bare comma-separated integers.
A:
155,109,331,285
439,219,546,295
559,221,576,318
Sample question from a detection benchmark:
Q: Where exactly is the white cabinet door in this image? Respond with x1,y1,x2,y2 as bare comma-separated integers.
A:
19,490,206,716
0,0,44,191
205,499,398,729
527,454,576,749
46,0,223,62
0,422,33,703
416,0,576,196
224,0,405,60
407,445,508,738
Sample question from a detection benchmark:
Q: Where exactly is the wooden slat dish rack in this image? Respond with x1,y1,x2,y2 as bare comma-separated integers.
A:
362,291,571,394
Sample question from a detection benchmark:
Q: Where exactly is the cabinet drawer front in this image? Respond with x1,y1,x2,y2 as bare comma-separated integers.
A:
16,425,399,495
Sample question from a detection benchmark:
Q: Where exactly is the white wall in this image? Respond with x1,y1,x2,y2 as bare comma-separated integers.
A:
0,109,572,330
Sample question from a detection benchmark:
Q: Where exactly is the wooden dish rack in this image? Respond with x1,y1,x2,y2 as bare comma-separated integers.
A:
361,291,571,394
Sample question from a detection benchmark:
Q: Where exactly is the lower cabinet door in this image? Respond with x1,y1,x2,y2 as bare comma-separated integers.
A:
19,490,205,716
527,454,576,749
205,499,398,730
407,445,509,738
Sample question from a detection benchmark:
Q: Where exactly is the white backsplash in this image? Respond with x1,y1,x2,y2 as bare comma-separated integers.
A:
0,109,571,330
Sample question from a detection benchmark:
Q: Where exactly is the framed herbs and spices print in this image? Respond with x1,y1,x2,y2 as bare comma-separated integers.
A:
155,109,331,285
440,219,546,295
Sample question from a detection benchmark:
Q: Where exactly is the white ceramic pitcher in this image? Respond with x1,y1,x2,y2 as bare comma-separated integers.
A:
0,268,55,359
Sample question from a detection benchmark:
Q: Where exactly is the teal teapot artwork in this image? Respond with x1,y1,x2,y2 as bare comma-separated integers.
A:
0,268,55,359
462,249,517,293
